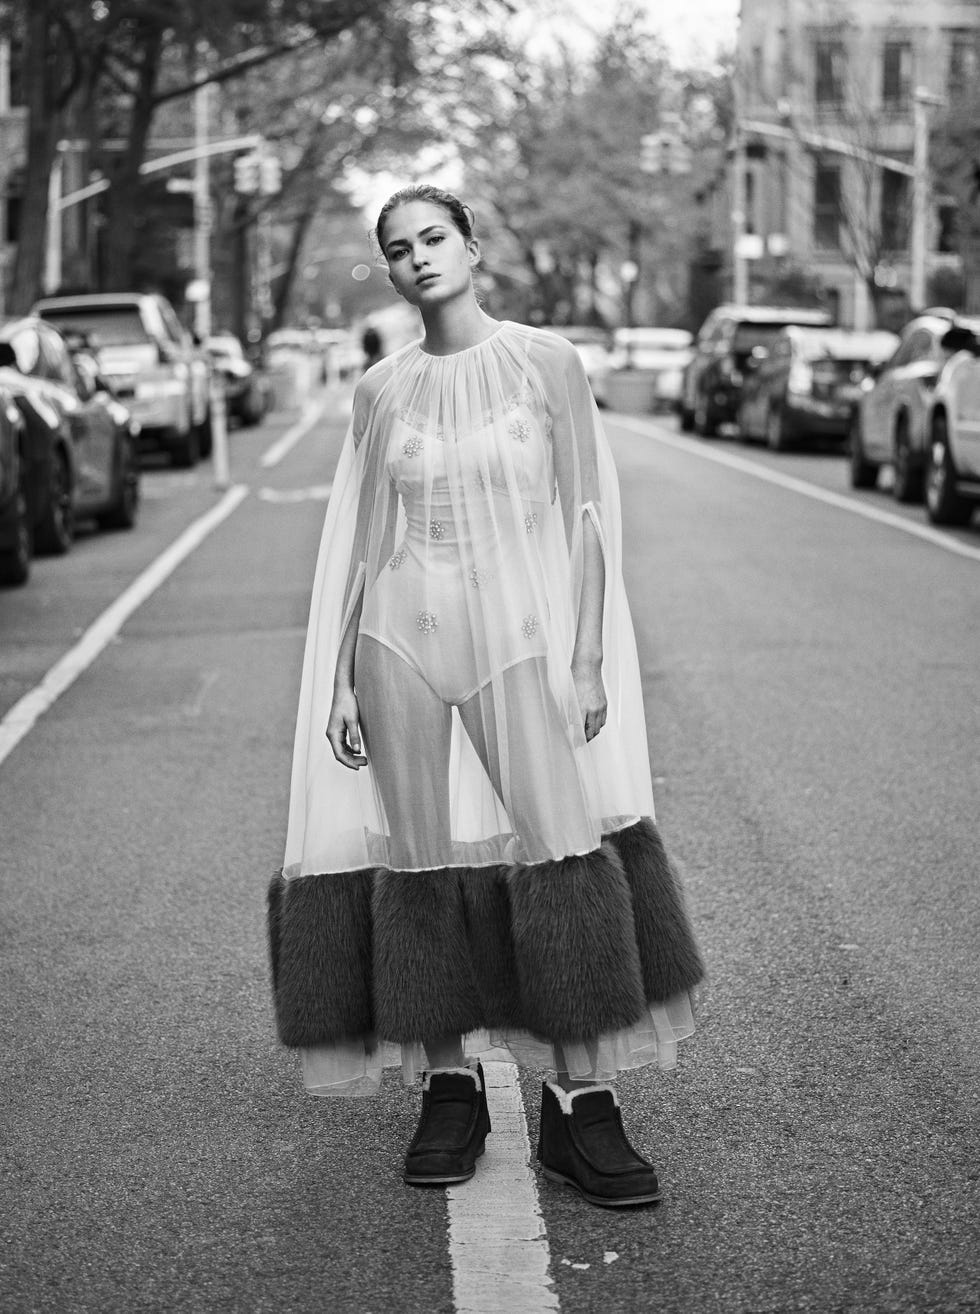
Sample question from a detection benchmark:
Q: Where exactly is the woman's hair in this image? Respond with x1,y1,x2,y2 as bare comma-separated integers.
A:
374,184,476,251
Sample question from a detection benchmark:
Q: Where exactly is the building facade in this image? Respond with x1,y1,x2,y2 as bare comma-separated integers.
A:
733,0,980,326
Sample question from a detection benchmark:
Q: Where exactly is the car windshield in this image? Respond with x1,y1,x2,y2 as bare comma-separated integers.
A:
733,323,809,354
809,358,874,384
40,309,150,348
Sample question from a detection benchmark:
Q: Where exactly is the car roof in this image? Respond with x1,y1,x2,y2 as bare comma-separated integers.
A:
711,303,833,325
33,294,156,312
785,326,898,356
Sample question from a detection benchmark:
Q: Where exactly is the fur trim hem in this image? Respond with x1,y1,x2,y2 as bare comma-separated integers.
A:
267,868,374,1047
544,1081,620,1114
604,818,705,1001
507,843,647,1042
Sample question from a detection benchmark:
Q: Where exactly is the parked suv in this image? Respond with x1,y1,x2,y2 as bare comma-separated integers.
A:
923,322,980,525
848,309,980,502
737,326,898,450
680,303,834,436
32,293,210,466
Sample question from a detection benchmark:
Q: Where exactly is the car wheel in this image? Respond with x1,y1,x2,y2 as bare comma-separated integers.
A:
99,438,140,531
679,405,695,433
892,414,923,504
848,412,878,489
0,484,32,586
35,447,74,555
170,420,200,468
693,392,717,437
766,403,789,452
925,412,973,526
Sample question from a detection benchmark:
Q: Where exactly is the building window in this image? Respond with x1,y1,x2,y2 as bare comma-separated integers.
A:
947,31,979,100
814,40,846,106
814,164,841,248
880,170,910,252
882,41,912,111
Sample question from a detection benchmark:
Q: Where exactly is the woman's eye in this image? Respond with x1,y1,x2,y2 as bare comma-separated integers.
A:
428,235,444,246
389,249,407,261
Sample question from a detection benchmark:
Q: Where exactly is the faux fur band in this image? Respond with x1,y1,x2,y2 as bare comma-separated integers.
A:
267,820,703,1050
507,843,647,1041
544,1081,619,1115
605,818,705,1001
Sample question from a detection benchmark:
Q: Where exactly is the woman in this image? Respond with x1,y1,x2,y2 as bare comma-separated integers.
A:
268,185,703,1208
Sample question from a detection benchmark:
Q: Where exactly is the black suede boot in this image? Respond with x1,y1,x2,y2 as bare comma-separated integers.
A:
537,1080,661,1207
404,1062,491,1186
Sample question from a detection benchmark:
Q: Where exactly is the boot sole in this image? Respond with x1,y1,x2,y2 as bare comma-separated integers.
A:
541,1165,662,1208
404,1140,486,1186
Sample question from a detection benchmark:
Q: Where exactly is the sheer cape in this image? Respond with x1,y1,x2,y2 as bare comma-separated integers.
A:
284,321,656,879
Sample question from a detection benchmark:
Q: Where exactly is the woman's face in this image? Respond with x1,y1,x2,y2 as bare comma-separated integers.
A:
380,201,479,308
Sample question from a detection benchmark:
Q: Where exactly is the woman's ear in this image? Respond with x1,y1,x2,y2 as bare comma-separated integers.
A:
467,238,481,267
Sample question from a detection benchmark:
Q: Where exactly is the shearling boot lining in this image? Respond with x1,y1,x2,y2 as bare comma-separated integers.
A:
604,818,705,1000
422,1065,483,1094
545,1081,620,1115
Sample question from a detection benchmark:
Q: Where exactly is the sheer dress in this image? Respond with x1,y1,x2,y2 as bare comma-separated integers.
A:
280,321,697,1094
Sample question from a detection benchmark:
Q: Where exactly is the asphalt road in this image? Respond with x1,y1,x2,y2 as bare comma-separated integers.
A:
1,390,977,1313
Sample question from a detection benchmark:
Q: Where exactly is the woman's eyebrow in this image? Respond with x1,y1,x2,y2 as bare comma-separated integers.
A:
384,224,446,254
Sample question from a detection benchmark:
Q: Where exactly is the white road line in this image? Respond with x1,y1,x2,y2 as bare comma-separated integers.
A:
260,396,331,469
447,1062,558,1313
257,484,332,503
0,485,249,770
611,415,980,564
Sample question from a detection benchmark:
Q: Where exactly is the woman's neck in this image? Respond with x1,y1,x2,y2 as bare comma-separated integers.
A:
419,298,500,357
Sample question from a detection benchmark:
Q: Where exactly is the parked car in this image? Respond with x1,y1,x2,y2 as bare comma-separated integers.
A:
923,323,980,525
609,327,693,409
848,309,980,502
0,317,141,557
680,303,834,436
0,383,30,585
32,292,210,467
544,326,614,405
737,326,898,450
205,333,269,425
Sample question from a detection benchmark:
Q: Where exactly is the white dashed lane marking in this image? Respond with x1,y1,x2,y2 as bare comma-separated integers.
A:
447,1062,558,1313
611,415,980,564
0,485,249,769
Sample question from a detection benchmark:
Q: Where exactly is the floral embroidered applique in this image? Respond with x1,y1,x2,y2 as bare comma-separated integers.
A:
416,611,438,634
388,548,407,570
509,416,531,444
402,434,423,457
429,520,445,540
524,512,538,534
521,615,539,639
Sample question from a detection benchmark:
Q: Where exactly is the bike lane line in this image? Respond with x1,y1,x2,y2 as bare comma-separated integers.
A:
260,394,333,469
447,1062,559,1313
611,416,980,565
0,484,249,769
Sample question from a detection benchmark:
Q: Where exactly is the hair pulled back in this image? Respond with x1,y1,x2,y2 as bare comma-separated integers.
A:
374,184,476,251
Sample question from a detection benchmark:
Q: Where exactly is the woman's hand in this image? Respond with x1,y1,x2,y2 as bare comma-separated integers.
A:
326,687,368,769
572,657,607,742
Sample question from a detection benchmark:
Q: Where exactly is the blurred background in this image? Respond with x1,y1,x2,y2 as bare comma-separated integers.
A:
1,0,979,360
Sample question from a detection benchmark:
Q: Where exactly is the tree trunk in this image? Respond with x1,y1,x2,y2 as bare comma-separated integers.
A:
8,5,65,313
271,202,317,331
101,24,162,290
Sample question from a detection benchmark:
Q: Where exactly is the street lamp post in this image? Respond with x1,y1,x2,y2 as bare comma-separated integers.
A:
910,87,943,313
193,69,212,340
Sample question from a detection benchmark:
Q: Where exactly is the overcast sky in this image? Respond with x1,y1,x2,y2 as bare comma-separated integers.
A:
524,0,740,66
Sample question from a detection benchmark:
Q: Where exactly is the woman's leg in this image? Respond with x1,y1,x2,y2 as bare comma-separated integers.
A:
456,658,594,860
355,635,454,870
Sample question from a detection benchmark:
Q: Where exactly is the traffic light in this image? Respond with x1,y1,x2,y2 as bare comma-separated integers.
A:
640,133,662,173
233,152,260,194
259,153,282,195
